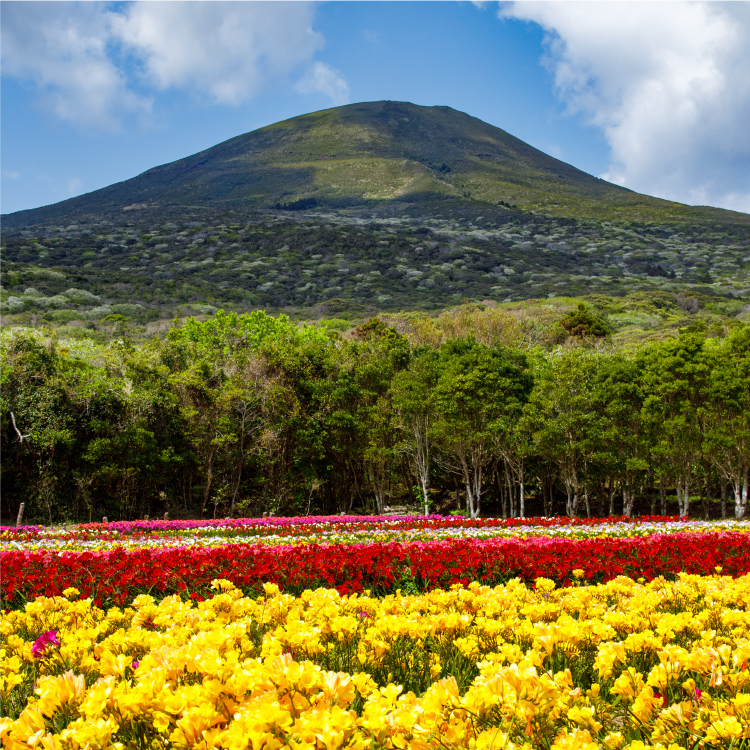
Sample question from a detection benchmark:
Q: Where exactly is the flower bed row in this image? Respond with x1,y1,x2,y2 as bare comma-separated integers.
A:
8,516,748,555
0,514,682,539
3,532,750,609
2,574,749,748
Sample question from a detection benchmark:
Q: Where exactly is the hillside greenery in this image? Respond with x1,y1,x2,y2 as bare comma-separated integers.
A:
2,309,748,525
2,207,749,339
5,101,750,228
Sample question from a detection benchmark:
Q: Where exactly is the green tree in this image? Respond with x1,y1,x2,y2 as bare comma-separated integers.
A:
559,304,610,340
595,352,647,516
431,339,531,518
524,348,602,517
640,331,710,518
391,349,440,516
704,327,750,518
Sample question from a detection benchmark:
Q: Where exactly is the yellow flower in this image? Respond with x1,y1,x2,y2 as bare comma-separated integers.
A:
611,668,646,702
704,716,744,741
3,575,750,749
211,578,236,592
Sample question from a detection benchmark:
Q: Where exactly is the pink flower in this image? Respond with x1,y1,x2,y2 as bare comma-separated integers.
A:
32,630,60,659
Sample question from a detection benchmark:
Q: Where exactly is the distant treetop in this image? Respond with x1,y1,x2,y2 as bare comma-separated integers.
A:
560,303,611,339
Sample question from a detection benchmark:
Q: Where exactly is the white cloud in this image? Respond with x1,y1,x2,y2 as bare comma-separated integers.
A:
111,2,326,105
294,62,350,106
501,1,750,212
5,171,21,180
1,2,150,130
2,1,343,127
720,193,750,215
67,177,84,196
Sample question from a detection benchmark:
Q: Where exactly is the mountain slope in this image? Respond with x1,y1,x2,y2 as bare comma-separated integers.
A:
5,101,749,228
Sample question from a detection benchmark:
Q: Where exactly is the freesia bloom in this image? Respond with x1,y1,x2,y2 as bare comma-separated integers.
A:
31,629,60,659
4,575,750,748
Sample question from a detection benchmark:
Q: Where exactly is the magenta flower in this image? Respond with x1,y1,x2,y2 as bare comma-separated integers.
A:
131,660,140,670
32,630,60,659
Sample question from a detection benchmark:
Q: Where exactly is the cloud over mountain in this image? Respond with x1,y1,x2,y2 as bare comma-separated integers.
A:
2,1,342,127
1,2,150,130
502,1,750,212
295,62,350,107
111,2,325,105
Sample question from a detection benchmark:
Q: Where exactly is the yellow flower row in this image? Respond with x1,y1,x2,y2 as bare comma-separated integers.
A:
2,574,749,749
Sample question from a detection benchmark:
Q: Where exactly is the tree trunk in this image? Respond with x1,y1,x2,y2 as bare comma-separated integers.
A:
659,476,667,516
471,462,483,519
420,473,429,517
496,465,508,519
201,450,214,514
230,461,244,517
565,469,579,517
736,468,748,520
505,463,515,518
649,469,656,516
461,455,483,519
543,473,554,517
676,476,691,518
622,488,635,517
720,476,727,519
608,476,615,516
597,480,606,517
584,485,591,518
702,462,711,521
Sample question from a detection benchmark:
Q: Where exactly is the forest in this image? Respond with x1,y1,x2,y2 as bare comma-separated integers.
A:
2,206,749,333
2,304,748,524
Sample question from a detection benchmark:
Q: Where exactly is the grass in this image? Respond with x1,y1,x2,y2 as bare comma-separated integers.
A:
5,101,750,228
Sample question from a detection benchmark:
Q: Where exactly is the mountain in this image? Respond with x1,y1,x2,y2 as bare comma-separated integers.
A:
5,100,748,228
3,102,749,332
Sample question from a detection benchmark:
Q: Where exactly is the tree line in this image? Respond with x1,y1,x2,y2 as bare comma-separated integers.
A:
2,310,748,523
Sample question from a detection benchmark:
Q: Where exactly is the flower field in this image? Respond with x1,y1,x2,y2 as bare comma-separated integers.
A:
3,575,750,749
6,516,750,553
2,516,750,748
2,517,750,609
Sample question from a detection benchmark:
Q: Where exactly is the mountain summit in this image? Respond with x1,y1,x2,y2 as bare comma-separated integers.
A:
5,101,747,227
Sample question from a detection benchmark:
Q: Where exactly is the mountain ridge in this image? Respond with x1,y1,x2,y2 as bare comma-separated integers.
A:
5,100,749,228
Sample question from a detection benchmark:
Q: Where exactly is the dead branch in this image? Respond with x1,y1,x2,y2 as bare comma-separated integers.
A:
9,412,30,442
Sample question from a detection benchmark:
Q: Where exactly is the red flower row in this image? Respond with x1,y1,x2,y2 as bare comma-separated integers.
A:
2,532,747,608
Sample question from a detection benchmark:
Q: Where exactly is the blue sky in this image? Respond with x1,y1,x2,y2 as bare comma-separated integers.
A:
3,1,750,216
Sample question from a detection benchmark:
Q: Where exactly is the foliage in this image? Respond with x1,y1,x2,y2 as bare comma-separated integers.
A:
7,101,750,231
2,316,750,524
2,204,749,331
559,303,611,338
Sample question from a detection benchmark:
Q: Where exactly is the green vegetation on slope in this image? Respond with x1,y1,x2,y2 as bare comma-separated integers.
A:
2,207,749,338
5,101,750,227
